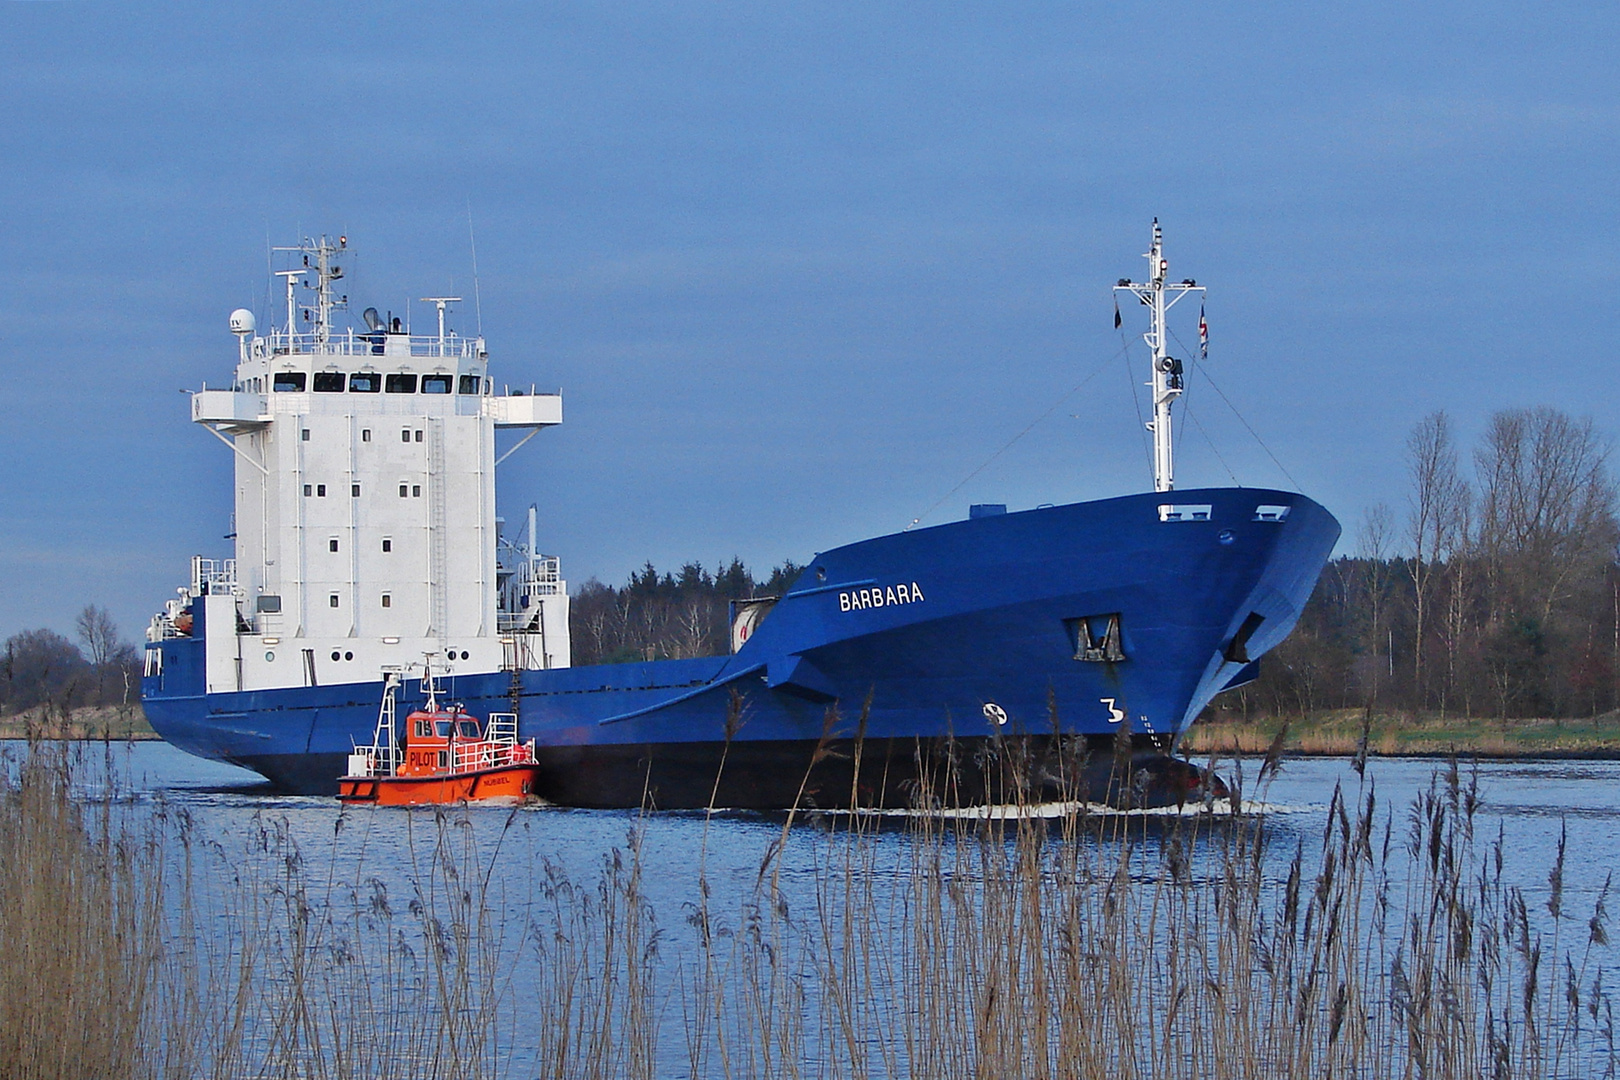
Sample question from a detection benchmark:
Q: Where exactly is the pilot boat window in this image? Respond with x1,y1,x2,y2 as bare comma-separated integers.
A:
349,372,380,393
422,374,452,394
273,372,306,392
414,717,431,738
312,371,346,392
458,720,480,738
386,373,417,394
435,719,453,738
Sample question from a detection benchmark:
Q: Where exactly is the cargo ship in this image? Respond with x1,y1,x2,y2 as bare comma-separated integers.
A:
143,224,1340,808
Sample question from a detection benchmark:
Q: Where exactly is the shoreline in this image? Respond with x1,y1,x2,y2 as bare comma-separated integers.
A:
1183,707,1620,761
0,705,158,742
6,705,1620,762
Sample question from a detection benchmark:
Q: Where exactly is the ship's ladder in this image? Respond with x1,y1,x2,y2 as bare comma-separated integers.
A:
426,419,449,637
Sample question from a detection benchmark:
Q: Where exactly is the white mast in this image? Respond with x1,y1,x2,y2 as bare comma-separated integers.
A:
272,235,348,348
1114,220,1204,493
421,297,461,353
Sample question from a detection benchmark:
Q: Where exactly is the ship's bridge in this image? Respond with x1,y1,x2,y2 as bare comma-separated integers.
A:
192,328,560,434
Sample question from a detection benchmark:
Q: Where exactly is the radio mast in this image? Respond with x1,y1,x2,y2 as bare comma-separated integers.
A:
1114,220,1204,493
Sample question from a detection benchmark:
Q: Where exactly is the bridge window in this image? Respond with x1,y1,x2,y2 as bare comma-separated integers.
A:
272,372,306,392
458,375,480,395
313,372,346,393
422,374,452,394
385,373,417,394
349,372,380,393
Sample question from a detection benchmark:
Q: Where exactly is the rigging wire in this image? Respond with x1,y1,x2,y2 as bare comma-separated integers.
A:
1168,326,1301,491
1118,326,1153,478
1181,395,1241,486
904,340,1130,530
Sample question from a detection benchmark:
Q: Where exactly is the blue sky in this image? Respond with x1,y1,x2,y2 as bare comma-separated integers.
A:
2,1,1616,644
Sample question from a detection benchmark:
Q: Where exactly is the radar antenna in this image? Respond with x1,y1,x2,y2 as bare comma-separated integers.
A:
1113,220,1205,493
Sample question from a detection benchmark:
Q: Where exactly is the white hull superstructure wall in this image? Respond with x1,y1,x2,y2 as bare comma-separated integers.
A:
166,248,570,697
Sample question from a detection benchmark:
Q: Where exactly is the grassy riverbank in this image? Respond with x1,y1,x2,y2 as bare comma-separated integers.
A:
1185,706,1620,758
0,705,156,741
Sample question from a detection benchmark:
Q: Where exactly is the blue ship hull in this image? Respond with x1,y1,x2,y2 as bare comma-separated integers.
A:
143,487,1339,807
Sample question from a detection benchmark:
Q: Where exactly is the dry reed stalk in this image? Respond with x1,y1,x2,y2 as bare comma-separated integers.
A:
4,739,1617,1078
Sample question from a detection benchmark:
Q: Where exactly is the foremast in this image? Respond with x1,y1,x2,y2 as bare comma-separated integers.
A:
1114,220,1204,493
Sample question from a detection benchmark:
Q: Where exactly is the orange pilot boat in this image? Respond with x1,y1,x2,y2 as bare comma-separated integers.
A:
338,668,542,806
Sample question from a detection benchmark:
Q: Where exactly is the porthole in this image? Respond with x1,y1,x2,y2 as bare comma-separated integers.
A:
264,651,275,663
331,651,341,661
344,651,354,661
460,650,469,660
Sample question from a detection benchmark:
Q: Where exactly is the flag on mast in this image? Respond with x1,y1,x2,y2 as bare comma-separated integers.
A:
1114,298,1122,329
1198,302,1208,360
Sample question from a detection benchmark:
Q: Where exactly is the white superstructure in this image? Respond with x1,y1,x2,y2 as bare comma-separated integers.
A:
148,236,569,695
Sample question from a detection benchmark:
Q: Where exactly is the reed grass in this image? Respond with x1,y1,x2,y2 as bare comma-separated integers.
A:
0,738,1613,1078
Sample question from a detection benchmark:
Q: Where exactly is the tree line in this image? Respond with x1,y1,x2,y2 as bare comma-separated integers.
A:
570,558,804,665
15,406,1613,724
1,606,141,716
1224,406,1620,721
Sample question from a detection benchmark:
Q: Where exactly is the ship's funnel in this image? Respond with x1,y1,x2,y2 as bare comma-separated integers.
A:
362,306,384,332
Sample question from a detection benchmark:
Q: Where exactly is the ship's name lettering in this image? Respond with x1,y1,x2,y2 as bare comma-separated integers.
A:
839,582,925,612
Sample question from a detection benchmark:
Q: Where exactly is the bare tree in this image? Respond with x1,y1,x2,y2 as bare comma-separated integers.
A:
75,605,120,668
1356,503,1394,701
1475,406,1618,626
1406,412,1469,702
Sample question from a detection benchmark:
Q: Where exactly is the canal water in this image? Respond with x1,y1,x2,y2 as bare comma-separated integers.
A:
57,743,1620,1075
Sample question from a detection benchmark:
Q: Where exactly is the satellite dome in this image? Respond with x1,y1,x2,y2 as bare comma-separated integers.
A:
229,308,256,335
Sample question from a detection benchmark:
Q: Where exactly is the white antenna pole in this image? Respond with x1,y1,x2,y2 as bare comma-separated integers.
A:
1114,220,1204,493
467,203,484,337
421,297,461,354
275,270,300,342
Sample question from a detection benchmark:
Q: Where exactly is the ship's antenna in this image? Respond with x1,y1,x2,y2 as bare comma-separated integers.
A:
467,201,484,337
421,296,462,353
1113,219,1204,493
